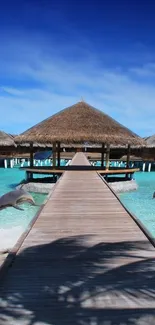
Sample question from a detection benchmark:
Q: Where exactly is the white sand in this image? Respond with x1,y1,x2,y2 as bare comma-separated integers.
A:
0,226,24,252
110,179,138,193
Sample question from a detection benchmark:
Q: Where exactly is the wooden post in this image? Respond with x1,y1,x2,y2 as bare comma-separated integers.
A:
101,143,105,168
52,142,56,167
77,148,82,152
57,142,61,167
30,142,33,168
127,144,131,168
106,144,110,170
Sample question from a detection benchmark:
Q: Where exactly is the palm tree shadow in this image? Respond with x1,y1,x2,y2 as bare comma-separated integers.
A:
0,235,155,325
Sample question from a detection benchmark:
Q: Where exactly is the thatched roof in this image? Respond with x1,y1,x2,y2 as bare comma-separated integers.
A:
15,101,145,146
144,135,155,147
0,131,16,147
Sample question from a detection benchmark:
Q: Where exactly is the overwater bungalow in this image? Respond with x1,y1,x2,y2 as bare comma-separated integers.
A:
0,131,16,150
14,101,145,182
143,134,155,159
0,131,17,167
144,134,155,147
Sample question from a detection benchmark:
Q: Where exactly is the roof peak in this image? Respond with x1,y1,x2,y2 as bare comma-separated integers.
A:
79,97,85,103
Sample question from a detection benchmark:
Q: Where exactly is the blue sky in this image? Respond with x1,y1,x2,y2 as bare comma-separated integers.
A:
0,0,155,136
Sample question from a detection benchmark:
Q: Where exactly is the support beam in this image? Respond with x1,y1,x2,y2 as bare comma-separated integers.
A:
127,144,131,168
101,143,105,168
30,142,34,168
57,142,61,167
52,142,56,167
106,144,110,170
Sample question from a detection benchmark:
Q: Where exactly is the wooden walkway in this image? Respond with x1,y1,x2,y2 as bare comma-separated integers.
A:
0,153,155,325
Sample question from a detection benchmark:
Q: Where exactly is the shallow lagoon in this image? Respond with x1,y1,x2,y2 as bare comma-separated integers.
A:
120,172,155,237
0,168,46,250
1,168,155,251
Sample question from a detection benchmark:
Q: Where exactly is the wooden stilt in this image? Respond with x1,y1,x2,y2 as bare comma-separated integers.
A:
101,143,105,168
52,142,56,167
106,144,110,170
30,142,34,168
57,142,61,167
77,148,82,152
29,143,34,180
127,144,131,168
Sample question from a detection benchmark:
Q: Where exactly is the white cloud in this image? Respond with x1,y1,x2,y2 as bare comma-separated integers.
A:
0,35,155,137
130,63,155,77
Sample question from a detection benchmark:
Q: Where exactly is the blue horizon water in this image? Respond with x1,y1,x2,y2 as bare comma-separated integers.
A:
120,172,155,237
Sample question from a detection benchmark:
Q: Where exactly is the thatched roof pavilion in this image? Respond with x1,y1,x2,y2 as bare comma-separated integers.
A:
144,135,155,147
15,101,145,146
140,135,155,161
0,131,16,147
14,101,146,175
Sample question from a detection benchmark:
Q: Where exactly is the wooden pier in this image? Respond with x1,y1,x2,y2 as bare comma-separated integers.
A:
0,153,155,324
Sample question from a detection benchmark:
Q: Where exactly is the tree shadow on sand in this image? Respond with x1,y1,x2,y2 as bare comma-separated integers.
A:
0,235,155,325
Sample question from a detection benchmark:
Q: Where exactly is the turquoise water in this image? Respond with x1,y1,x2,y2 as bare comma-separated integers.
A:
0,158,68,231
1,166,155,247
120,172,155,237
0,168,46,229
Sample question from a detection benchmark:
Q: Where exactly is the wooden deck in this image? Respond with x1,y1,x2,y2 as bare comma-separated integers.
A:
0,152,155,324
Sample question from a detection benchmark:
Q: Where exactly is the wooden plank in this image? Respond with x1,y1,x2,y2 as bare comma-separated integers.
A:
22,167,139,174
0,152,155,325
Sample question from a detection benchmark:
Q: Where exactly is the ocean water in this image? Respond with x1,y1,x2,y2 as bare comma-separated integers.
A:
120,172,155,237
0,168,47,251
1,167,155,251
